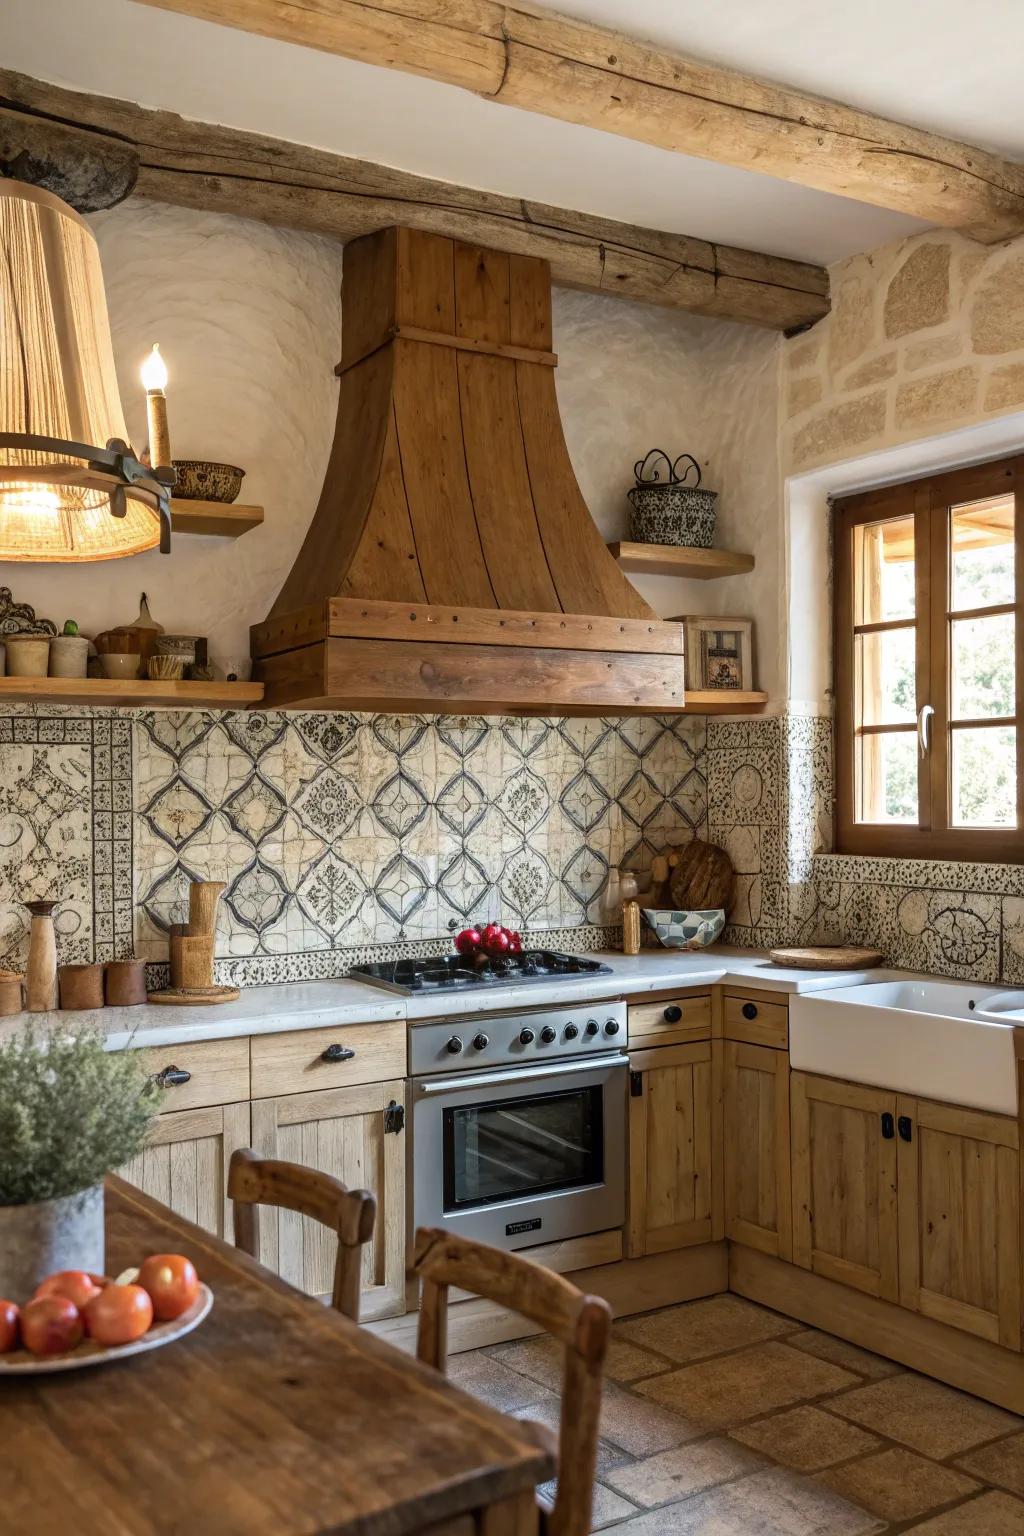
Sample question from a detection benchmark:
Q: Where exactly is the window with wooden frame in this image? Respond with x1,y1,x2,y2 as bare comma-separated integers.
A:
835,455,1024,861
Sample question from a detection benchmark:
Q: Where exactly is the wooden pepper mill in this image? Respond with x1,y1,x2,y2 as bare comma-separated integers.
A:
24,900,58,1012
620,869,642,956
152,880,238,1005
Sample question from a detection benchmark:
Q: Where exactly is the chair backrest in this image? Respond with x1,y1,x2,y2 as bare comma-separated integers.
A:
228,1148,376,1321
412,1227,612,1536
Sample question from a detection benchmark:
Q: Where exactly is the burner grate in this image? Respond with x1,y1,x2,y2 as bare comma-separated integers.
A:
348,949,613,994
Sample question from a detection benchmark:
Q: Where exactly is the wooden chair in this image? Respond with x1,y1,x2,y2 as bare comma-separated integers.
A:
412,1228,612,1536
228,1148,376,1322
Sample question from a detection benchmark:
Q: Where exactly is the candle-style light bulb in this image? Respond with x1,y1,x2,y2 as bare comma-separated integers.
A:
141,343,171,468
141,343,168,392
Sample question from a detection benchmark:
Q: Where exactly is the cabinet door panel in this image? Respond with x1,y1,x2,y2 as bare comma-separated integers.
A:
791,1073,899,1302
898,1096,1020,1350
252,1080,406,1320
120,1102,250,1240
724,1040,791,1260
628,1043,713,1257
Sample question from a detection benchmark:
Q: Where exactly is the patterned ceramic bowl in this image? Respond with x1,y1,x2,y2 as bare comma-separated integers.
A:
642,907,726,949
171,460,245,503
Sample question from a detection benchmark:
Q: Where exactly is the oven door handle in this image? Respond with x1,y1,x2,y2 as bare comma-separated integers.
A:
415,1053,629,1096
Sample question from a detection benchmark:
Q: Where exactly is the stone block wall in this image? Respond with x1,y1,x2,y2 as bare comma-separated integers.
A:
782,229,1024,474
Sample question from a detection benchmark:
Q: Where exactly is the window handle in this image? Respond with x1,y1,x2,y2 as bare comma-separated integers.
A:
918,704,934,758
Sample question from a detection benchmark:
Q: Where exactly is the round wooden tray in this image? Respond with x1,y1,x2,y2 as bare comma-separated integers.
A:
147,986,240,1006
769,945,885,971
0,1283,213,1374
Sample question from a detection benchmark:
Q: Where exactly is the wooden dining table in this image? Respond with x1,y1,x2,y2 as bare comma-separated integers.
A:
0,1176,554,1536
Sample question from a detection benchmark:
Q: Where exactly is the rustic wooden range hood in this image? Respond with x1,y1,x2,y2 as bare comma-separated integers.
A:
251,227,684,714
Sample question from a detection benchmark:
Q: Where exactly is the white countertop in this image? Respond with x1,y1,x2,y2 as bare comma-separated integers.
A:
0,947,907,1051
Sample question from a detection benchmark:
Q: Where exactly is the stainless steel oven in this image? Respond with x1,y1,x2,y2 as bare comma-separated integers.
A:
410,1002,627,1251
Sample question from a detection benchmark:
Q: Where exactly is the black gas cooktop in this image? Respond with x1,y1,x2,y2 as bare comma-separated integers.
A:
348,949,613,995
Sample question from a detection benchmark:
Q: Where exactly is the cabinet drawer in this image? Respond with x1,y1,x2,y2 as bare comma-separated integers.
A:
628,994,712,1048
140,1036,250,1113
251,1022,407,1099
723,993,788,1049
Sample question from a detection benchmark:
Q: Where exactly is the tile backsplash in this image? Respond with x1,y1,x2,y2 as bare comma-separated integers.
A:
0,707,707,987
5,702,1023,990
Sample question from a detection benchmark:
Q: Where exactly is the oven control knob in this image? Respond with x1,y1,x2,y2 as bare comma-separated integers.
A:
604,1019,621,1036
584,1019,600,1036
540,1025,557,1043
471,1032,489,1051
564,1023,579,1040
446,1036,464,1054
519,1027,536,1045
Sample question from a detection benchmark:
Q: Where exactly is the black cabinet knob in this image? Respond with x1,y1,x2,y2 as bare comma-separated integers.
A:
880,1112,895,1139
152,1064,191,1089
741,1002,758,1020
584,1019,600,1036
897,1115,913,1142
471,1033,489,1051
604,1019,620,1036
540,1025,557,1043
564,1023,579,1040
663,1005,683,1023
446,1037,464,1054
519,1027,536,1045
320,1043,355,1063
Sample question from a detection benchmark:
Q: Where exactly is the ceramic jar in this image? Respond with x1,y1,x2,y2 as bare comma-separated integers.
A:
48,635,90,678
5,634,50,677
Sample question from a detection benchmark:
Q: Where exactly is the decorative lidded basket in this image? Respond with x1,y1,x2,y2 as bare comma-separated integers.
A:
627,449,717,548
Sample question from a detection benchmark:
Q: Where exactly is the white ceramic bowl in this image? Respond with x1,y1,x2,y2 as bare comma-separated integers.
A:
642,907,726,949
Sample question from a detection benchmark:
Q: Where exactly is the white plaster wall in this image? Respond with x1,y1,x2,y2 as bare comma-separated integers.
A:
6,199,783,692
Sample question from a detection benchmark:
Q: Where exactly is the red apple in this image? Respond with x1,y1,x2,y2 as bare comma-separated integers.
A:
486,929,512,956
508,932,523,956
20,1295,83,1356
0,1300,19,1353
454,927,482,956
481,923,502,945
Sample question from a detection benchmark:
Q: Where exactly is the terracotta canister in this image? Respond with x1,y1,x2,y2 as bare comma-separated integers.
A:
6,634,50,677
105,959,147,1007
0,971,23,1017
58,963,105,1010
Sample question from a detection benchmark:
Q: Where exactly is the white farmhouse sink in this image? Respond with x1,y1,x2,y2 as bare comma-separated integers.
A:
790,979,1019,1116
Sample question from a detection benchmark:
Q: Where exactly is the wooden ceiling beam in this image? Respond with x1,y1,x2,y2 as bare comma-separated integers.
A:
0,68,828,330
131,0,1024,243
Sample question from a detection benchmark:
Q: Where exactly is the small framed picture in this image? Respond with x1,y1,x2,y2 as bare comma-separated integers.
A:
681,617,755,691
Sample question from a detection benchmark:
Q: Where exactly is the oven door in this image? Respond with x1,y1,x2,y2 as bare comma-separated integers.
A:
412,1054,627,1251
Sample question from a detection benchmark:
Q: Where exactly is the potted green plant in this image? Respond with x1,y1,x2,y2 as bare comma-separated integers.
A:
0,1027,160,1300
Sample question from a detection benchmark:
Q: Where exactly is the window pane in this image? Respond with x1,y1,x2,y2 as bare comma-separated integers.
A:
951,494,1014,610
856,731,918,823
855,627,916,725
854,516,915,624
951,726,1016,827
950,612,1015,719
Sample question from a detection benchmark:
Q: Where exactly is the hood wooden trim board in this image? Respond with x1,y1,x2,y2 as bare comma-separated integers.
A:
252,226,686,714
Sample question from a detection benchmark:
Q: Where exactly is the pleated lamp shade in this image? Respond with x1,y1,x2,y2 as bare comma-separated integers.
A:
0,181,161,560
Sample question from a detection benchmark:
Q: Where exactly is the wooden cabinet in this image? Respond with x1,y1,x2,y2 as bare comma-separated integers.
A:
790,1072,900,1302
723,991,789,1050
723,1040,791,1261
120,1101,250,1240
251,1079,407,1320
628,992,712,1050
627,1042,714,1258
897,1096,1021,1350
137,1036,250,1112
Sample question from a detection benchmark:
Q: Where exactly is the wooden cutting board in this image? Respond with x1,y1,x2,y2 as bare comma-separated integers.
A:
769,946,884,971
668,840,735,912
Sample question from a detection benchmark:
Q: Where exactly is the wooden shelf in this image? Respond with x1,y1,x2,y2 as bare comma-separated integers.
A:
170,499,264,537
0,678,264,708
686,689,769,714
609,541,755,579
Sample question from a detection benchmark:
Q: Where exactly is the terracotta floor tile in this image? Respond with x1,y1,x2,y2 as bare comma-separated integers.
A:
606,1466,886,1535
903,1489,1024,1533
492,1332,666,1390
598,1380,705,1455
818,1447,979,1522
635,1341,859,1430
958,1433,1024,1496
829,1374,1022,1459
786,1328,903,1380
731,1404,880,1471
445,1351,557,1413
605,1435,764,1507
618,1295,794,1363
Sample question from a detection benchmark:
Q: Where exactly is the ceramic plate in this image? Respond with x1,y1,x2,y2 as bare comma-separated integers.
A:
0,1283,213,1374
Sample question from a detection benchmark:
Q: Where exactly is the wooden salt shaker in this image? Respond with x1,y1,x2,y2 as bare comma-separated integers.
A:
24,900,58,1012
620,869,642,956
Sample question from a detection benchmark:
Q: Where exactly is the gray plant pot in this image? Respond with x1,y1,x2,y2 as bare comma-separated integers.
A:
0,1185,104,1299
